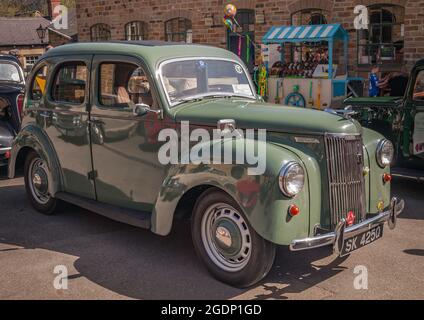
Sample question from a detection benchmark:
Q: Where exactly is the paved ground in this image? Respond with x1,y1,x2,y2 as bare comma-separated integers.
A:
0,170,423,300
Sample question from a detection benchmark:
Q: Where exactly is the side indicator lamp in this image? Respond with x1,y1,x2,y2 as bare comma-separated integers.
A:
288,204,300,217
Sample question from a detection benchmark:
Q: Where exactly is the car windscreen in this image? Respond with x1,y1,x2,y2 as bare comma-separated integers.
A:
160,59,254,106
0,62,22,83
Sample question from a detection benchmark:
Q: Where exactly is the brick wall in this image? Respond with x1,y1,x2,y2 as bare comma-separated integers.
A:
75,0,424,75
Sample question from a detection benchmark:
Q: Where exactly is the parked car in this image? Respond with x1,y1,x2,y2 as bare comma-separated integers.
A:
344,59,424,180
8,42,404,287
0,54,25,167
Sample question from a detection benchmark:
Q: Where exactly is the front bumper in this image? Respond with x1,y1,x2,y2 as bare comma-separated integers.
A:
290,197,405,253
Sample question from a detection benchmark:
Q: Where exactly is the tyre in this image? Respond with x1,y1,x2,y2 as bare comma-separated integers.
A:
24,150,58,215
191,188,276,288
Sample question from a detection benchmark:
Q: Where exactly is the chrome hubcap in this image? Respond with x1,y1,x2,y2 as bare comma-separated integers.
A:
201,203,252,272
28,158,50,205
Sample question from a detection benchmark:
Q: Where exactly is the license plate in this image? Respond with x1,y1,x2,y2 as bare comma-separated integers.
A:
340,224,383,257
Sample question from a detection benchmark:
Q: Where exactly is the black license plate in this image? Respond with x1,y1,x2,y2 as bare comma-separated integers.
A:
340,224,383,257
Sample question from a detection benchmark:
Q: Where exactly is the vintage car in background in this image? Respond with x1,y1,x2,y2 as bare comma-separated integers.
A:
8,42,404,287
344,59,424,180
0,54,25,167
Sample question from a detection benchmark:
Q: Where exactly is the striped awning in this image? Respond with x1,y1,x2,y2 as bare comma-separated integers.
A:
262,24,348,43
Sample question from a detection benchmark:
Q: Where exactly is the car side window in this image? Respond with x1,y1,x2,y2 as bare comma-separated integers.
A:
51,62,88,105
30,65,48,101
413,70,424,102
99,62,153,109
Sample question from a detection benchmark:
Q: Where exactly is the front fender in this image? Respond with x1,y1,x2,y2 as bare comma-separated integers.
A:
152,138,313,246
8,123,62,196
363,127,391,213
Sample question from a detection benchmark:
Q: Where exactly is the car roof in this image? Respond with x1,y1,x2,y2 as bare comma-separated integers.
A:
41,41,240,70
0,54,21,65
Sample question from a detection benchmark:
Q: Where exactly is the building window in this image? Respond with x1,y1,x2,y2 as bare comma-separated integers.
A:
165,18,192,43
357,4,405,66
125,21,147,41
227,9,255,72
291,8,328,26
290,9,329,64
91,23,111,42
25,56,39,68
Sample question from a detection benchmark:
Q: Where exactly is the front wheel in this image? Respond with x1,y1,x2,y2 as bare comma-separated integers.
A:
191,188,276,288
24,150,58,215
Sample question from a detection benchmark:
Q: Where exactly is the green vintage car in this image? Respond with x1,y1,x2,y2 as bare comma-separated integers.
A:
8,41,404,287
344,59,424,180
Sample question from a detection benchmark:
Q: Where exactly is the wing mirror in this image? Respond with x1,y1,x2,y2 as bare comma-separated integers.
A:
133,103,162,118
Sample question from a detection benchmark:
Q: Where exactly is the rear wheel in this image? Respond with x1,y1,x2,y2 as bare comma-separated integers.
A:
24,150,57,215
191,188,276,287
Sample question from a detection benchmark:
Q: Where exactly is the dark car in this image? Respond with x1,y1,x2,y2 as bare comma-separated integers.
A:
0,54,25,167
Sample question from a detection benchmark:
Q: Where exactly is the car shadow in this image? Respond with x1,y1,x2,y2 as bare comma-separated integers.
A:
392,178,424,220
0,183,388,300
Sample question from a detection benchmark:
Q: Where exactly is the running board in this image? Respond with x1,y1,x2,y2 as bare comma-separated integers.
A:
55,192,151,229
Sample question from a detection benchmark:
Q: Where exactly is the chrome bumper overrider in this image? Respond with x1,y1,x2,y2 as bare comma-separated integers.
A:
290,197,405,253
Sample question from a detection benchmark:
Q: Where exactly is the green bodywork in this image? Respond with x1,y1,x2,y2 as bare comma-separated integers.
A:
8,42,390,246
344,59,424,169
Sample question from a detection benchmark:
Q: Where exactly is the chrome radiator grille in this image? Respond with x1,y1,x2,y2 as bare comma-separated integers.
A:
325,134,366,228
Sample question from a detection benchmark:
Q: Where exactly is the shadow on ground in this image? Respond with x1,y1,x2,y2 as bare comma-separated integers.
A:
0,177,422,299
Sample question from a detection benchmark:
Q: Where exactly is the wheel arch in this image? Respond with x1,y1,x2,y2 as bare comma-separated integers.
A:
8,124,63,196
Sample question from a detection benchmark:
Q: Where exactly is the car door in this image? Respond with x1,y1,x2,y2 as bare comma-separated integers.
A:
406,65,424,159
43,56,96,199
89,54,167,211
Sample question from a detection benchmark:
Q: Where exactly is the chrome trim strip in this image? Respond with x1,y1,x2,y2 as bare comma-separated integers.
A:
290,198,404,252
0,147,12,152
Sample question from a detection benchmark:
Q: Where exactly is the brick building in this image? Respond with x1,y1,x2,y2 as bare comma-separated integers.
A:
75,0,424,77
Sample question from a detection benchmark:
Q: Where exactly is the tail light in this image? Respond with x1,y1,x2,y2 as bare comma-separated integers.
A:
16,94,24,121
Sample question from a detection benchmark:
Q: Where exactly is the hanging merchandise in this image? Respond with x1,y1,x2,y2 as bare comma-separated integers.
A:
284,85,306,107
256,64,268,98
223,4,239,33
238,35,242,57
246,35,251,63
308,81,314,107
274,80,281,104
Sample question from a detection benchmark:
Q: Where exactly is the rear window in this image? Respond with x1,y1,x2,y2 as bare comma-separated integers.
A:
51,62,88,104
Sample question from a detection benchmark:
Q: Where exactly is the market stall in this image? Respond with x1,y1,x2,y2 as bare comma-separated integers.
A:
262,23,354,109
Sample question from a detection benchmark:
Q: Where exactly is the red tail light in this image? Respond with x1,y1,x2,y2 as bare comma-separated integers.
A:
5,151,11,159
16,94,24,121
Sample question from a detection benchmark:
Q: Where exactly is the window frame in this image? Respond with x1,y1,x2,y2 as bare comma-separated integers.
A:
90,23,111,42
29,63,48,102
165,17,192,43
356,4,405,67
49,61,89,106
125,21,147,41
97,61,152,110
